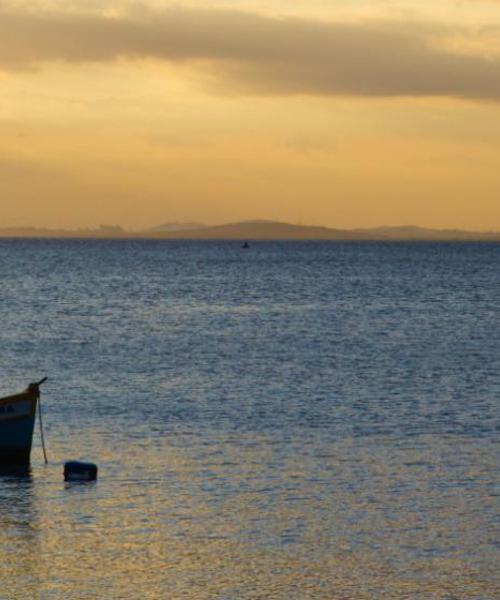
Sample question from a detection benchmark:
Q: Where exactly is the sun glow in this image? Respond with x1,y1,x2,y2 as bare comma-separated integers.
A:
2,0,500,229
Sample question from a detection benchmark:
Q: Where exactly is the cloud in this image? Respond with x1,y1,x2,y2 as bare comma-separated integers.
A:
1,5,500,99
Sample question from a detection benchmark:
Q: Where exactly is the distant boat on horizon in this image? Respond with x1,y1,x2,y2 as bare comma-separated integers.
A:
0,379,46,465
241,241,250,249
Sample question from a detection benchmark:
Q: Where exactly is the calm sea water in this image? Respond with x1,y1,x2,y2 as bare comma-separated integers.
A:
0,240,499,599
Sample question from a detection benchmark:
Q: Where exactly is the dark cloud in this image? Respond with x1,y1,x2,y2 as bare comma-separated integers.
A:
1,5,499,99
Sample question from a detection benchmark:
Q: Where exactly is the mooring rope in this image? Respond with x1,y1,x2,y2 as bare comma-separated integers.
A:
36,379,49,465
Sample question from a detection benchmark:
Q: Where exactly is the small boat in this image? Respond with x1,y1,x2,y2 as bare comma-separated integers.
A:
241,241,250,249
0,378,46,465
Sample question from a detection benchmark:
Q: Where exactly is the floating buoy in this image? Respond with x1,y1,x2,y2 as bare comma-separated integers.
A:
64,461,98,482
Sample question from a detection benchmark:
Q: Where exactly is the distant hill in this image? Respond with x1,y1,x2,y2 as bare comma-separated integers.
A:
146,222,207,233
1,221,500,240
147,221,500,240
355,225,500,240
147,221,376,240
0,225,128,238
351,225,500,241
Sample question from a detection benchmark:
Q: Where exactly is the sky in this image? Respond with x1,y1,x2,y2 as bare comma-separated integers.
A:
2,0,500,230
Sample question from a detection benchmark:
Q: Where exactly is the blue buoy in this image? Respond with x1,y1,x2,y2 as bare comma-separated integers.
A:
64,461,98,482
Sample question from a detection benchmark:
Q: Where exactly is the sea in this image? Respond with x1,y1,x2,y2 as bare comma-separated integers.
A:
0,240,498,599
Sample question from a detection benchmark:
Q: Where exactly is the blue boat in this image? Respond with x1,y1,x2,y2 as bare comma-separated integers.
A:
0,379,46,464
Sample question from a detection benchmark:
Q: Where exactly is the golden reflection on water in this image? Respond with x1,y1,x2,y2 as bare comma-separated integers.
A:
0,430,497,599
0,469,40,598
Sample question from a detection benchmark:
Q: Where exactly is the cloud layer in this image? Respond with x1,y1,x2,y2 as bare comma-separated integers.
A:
1,5,500,99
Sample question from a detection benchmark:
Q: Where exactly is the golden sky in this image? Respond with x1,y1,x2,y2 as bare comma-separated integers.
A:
2,0,500,230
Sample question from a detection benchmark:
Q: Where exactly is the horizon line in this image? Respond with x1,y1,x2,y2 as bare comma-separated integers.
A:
2,220,500,233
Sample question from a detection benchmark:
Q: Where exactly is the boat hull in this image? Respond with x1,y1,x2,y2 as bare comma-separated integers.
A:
0,389,38,465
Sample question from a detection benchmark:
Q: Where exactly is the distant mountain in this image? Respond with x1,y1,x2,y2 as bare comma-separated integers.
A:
146,222,207,233
0,225,127,238
147,221,500,241
147,221,376,240
352,225,500,241
1,221,500,240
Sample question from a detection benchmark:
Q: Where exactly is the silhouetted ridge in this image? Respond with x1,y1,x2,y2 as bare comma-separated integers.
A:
1,222,500,240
